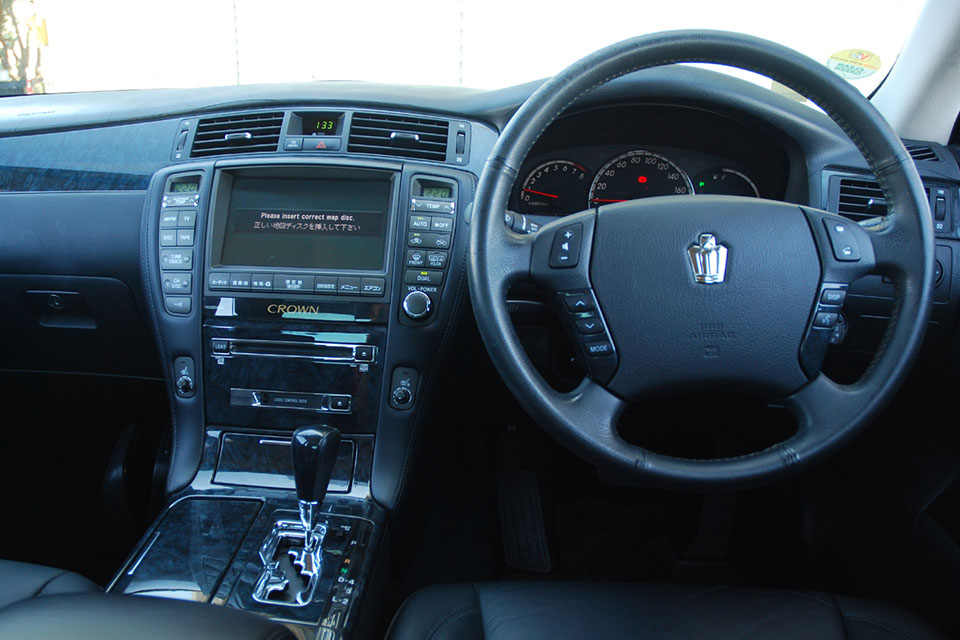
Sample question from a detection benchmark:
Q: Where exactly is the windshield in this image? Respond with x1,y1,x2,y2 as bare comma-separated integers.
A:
1,0,926,97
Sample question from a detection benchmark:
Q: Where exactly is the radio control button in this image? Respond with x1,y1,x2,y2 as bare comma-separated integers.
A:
229,274,251,290
354,346,375,362
409,215,431,230
251,274,274,290
160,212,180,228
162,273,192,294
431,217,454,232
176,229,195,246
404,269,443,285
562,293,594,312
164,296,192,314
208,272,230,290
576,318,603,334
177,210,197,228
160,249,193,270
211,338,230,354
361,277,385,296
406,249,426,267
159,229,177,246
337,277,361,295
426,250,448,269
813,311,839,328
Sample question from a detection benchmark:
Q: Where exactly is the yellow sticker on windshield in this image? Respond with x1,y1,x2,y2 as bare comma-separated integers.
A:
826,49,882,80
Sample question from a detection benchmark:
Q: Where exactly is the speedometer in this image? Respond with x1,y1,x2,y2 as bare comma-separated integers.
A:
588,150,693,206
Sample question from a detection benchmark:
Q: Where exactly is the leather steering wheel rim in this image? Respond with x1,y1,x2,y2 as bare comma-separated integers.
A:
467,30,935,490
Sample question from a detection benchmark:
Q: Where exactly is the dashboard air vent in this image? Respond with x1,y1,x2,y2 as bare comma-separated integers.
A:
837,177,929,221
905,143,938,162
348,113,449,161
190,112,284,157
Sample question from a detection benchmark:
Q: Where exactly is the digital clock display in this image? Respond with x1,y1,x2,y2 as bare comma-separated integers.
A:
171,181,199,193
301,112,343,136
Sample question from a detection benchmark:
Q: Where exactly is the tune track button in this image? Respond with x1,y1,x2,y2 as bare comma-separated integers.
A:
562,293,594,312
576,318,604,334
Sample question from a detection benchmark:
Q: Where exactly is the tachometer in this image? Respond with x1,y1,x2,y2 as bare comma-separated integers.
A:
692,167,760,197
518,160,589,215
588,150,692,206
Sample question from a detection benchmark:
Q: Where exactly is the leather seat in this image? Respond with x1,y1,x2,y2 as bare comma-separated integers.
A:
0,559,100,610
386,582,947,640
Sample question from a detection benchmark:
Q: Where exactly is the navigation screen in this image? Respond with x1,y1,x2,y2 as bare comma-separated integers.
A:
219,176,390,270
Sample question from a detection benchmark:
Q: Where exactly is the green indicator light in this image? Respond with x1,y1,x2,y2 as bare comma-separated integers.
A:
698,181,706,187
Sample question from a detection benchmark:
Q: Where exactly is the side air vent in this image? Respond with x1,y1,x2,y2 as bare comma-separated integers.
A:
837,177,930,221
348,113,449,161
190,112,284,158
905,143,939,162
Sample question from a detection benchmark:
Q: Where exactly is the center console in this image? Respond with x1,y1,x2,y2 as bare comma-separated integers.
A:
119,108,493,639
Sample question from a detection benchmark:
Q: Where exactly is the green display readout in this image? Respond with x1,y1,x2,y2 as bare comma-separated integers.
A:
312,119,337,132
171,181,199,193
422,186,451,199
301,113,342,136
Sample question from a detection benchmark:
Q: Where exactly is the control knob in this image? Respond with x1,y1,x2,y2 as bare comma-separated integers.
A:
176,375,194,395
392,386,412,406
402,290,432,320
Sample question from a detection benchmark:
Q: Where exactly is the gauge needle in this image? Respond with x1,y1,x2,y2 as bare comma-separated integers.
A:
523,188,559,199
592,198,628,203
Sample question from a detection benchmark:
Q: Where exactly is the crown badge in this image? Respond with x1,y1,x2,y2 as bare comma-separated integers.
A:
687,233,728,284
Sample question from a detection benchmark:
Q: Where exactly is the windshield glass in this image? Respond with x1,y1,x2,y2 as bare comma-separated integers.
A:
1,0,926,97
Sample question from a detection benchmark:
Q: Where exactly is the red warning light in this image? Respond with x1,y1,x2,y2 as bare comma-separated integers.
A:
637,176,648,184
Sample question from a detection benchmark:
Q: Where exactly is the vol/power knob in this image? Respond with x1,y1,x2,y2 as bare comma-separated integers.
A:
402,291,432,320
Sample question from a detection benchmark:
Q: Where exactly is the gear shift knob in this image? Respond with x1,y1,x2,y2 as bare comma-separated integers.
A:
291,426,340,550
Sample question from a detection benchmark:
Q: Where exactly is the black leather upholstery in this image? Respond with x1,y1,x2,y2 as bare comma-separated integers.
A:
386,582,946,640
0,559,100,610
0,593,295,640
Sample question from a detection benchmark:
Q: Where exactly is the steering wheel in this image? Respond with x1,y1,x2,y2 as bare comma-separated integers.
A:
468,30,934,490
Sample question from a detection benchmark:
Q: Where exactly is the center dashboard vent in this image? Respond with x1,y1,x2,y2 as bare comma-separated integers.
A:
837,177,929,221
348,113,449,161
190,112,284,158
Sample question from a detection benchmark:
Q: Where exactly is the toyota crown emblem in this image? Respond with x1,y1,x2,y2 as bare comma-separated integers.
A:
687,233,728,284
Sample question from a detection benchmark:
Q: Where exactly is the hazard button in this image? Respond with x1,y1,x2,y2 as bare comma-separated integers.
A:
303,136,341,151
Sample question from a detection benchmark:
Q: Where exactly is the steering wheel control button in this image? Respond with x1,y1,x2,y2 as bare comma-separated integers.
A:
390,367,419,410
822,218,861,261
562,293,594,312
164,296,192,314
584,339,613,357
550,223,583,268
402,290,433,320
820,289,847,306
576,318,604,334
813,312,839,328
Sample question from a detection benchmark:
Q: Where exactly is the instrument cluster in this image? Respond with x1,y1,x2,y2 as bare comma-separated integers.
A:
509,104,789,217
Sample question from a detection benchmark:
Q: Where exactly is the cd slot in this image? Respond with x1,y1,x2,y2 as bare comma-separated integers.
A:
211,338,375,364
